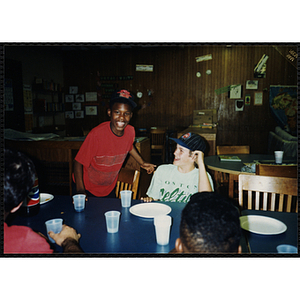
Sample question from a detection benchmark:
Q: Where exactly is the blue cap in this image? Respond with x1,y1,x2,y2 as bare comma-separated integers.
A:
170,132,206,152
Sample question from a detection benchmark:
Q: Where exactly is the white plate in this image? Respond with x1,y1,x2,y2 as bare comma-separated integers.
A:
240,215,287,235
129,203,171,218
40,193,54,205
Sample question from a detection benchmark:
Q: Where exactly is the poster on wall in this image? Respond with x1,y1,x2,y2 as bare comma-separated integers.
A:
85,92,97,102
229,84,242,99
269,85,297,134
85,106,98,115
65,111,74,119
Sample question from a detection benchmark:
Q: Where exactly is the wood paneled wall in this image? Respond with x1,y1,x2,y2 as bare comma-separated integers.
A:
63,44,297,154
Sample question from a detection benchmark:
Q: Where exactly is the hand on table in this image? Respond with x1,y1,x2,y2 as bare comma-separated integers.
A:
48,224,81,246
140,197,156,202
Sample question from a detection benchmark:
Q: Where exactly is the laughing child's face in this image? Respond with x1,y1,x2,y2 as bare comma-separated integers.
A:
107,102,133,136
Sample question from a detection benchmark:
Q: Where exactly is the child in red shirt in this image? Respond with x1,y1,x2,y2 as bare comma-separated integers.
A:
73,89,155,198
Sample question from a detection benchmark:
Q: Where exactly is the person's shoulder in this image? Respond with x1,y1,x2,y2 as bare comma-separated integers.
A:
156,164,175,172
125,124,135,134
88,122,110,137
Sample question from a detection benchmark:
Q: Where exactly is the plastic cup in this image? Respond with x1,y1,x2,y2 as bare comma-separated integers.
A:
276,244,297,254
154,215,172,246
120,190,132,208
73,194,86,212
274,151,284,164
105,211,121,233
45,218,63,243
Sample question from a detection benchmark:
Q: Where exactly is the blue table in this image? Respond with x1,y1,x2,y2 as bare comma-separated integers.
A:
8,196,186,254
241,210,298,254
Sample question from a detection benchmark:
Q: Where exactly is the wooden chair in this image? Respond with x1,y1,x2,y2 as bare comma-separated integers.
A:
115,168,140,200
256,164,297,178
238,174,298,212
150,127,167,163
216,145,250,200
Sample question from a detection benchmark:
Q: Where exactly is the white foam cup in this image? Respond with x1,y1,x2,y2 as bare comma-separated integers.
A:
45,218,63,243
73,194,86,212
154,215,172,245
120,190,132,207
274,151,284,164
105,211,121,233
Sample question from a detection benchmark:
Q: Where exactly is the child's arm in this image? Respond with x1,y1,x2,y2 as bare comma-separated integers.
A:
129,147,156,174
193,150,213,192
73,160,87,196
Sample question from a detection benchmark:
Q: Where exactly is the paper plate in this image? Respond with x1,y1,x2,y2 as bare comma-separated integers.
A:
240,215,287,235
40,193,54,205
129,203,171,218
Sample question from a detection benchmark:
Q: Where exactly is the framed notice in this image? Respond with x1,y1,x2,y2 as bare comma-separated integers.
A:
76,94,85,102
229,84,242,99
246,80,258,89
72,103,81,110
85,105,98,115
65,95,74,102
69,86,78,94
85,92,97,102
65,111,74,119
75,111,84,118
254,92,263,105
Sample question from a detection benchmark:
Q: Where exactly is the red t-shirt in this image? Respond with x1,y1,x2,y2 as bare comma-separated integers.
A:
4,222,53,254
74,121,135,197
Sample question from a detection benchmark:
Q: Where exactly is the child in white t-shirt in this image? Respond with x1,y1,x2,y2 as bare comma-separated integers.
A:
142,132,214,203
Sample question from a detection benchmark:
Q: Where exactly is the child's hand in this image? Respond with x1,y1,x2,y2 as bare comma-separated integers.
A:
141,162,156,174
48,225,81,246
140,197,156,202
192,150,204,165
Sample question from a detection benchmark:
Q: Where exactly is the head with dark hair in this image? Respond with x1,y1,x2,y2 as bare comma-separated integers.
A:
176,192,241,253
4,149,36,213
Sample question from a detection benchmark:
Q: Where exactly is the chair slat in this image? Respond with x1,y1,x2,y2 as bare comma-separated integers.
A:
262,192,268,210
270,193,276,211
286,195,292,213
278,194,284,212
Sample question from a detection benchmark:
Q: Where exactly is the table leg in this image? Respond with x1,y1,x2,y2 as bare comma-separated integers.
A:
228,174,235,199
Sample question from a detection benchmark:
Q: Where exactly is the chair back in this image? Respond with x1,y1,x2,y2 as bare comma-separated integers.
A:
116,168,140,200
217,145,250,155
238,174,297,212
150,128,167,148
150,127,167,162
256,164,297,178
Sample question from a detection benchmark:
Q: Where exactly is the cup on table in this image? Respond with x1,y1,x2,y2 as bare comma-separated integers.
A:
120,190,132,208
154,215,172,246
274,151,284,164
45,218,63,243
73,194,86,212
105,211,121,233
276,244,297,254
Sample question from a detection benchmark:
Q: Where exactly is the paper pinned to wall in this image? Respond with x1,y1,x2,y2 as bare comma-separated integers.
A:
195,54,212,62
136,65,153,72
